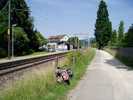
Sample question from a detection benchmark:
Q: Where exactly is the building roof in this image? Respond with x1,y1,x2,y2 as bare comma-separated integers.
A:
48,35,67,42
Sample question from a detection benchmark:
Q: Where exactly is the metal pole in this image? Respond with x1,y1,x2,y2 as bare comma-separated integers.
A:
77,38,78,50
56,56,59,68
77,37,79,50
11,26,14,58
8,0,11,59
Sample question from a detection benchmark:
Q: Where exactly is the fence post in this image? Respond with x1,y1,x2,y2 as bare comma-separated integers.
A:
73,54,76,67
55,56,59,68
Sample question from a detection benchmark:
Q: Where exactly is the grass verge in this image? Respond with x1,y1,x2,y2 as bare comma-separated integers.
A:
0,48,96,100
105,48,133,68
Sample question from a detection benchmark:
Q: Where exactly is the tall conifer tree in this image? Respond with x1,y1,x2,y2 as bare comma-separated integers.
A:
95,0,112,49
124,24,133,47
118,21,124,42
110,30,117,46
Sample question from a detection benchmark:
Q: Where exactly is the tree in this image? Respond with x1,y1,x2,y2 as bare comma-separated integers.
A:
31,30,48,51
0,0,8,10
95,0,112,49
0,5,8,51
109,30,117,46
0,0,47,57
11,0,35,49
68,37,79,49
80,39,88,48
37,32,48,46
124,24,133,47
13,27,30,55
118,21,124,42
90,38,97,48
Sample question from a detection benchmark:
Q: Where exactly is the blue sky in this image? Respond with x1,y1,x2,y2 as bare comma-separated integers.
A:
27,0,133,39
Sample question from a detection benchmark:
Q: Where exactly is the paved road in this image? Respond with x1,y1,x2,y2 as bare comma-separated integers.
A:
68,50,133,100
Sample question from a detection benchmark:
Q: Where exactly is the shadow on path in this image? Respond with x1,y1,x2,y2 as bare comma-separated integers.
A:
105,58,133,71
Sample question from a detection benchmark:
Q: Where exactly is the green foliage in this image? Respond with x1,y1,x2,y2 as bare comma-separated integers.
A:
105,48,133,68
37,32,48,46
0,8,8,57
95,0,112,49
31,31,48,51
109,30,118,46
11,0,36,50
0,49,96,100
118,21,124,42
90,38,97,48
68,37,79,49
124,24,133,47
0,1,8,12
79,40,88,48
0,0,8,10
13,27,30,55
0,4,8,50
0,0,47,57
0,48,7,58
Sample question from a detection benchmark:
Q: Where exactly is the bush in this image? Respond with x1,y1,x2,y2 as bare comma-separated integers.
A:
0,48,7,58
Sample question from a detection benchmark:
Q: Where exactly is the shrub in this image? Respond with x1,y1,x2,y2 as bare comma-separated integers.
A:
0,48,7,58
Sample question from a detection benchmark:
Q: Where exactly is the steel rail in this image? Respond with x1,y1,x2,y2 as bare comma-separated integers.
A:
0,51,69,76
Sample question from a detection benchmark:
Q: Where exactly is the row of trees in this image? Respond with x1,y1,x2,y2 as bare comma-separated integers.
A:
0,0,47,57
68,37,80,49
68,37,89,49
94,0,133,49
109,21,133,47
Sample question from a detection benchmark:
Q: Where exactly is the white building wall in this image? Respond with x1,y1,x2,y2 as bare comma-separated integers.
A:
60,36,69,42
56,44,68,51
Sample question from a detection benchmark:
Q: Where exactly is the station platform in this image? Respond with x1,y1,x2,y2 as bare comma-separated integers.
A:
0,51,68,64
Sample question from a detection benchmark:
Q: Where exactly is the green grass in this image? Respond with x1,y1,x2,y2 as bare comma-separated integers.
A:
105,48,133,68
0,51,48,61
30,51,48,56
0,48,96,100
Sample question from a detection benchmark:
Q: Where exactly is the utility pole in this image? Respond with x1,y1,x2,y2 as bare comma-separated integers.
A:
11,24,16,58
8,0,11,59
77,37,79,50
6,0,30,59
11,25,14,58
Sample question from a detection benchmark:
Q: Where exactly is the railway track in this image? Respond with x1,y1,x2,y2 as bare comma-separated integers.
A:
0,51,69,76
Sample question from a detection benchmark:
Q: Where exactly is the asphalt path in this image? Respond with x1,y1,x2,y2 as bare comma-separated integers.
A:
68,50,133,100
